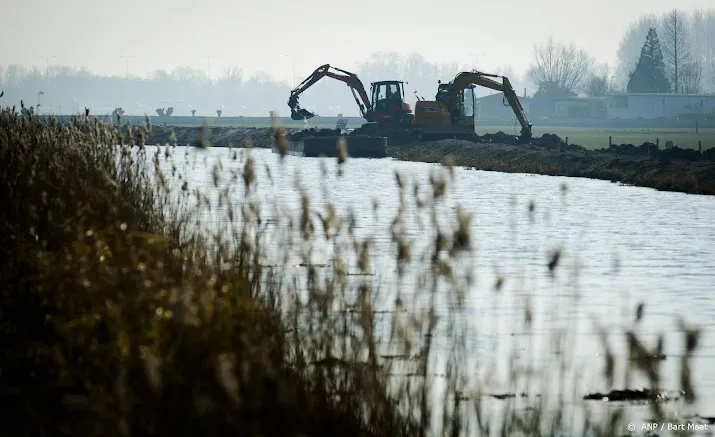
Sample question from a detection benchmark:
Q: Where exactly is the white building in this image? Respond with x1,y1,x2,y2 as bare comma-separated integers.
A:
606,93,715,119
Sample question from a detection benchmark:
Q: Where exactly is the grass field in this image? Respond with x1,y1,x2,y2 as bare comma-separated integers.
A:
475,125,715,150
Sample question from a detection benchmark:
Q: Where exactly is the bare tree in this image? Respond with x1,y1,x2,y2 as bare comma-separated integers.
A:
493,65,529,97
585,75,608,96
220,65,243,83
585,63,613,96
615,14,659,88
690,10,708,67
527,36,594,95
680,59,703,93
662,9,696,93
706,10,715,91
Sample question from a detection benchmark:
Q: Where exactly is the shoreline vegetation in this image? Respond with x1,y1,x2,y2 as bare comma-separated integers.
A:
0,103,708,436
143,124,715,196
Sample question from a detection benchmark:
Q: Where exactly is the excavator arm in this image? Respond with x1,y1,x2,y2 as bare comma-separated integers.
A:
287,64,372,121
443,71,532,140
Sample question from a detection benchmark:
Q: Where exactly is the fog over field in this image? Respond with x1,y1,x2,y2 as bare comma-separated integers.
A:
1,1,714,116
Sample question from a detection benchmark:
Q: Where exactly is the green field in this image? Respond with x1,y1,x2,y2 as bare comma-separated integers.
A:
475,125,715,150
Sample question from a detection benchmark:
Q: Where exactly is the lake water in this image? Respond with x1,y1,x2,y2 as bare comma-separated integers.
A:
151,146,715,435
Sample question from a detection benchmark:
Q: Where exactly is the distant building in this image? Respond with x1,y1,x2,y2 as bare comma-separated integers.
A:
475,93,532,121
606,93,715,120
552,96,607,119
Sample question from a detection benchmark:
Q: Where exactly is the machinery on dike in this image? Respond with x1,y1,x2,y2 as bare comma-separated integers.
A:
283,64,533,157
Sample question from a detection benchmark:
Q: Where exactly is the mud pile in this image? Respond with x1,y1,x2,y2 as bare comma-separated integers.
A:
523,132,715,162
595,142,715,162
478,131,521,145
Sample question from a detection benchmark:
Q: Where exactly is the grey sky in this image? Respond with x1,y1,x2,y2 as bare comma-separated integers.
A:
3,0,714,83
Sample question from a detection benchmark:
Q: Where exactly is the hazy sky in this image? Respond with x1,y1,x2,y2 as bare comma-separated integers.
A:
3,0,714,84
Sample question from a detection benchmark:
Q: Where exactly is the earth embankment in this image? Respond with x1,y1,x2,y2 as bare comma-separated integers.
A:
390,139,715,195
145,125,303,148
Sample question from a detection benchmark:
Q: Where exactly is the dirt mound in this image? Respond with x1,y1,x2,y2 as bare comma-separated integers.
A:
473,131,584,151
599,142,659,157
596,142,715,161
282,127,577,152
479,131,521,145
667,146,706,161
532,133,583,151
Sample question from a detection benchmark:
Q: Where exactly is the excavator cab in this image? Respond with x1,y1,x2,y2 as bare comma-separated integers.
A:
435,83,450,103
369,81,413,123
432,82,473,124
286,64,413,125
415,72,532,140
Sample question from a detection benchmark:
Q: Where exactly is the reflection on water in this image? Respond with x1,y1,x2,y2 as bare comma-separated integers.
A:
152,146,715,435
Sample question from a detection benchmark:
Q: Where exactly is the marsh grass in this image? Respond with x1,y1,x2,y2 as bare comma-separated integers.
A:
0,98,704,437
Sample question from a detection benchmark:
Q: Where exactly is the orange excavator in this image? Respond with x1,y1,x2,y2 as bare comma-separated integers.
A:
287,64,414,125
412,70,532,141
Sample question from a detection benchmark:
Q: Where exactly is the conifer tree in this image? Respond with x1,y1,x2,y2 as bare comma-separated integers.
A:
627,28,671,93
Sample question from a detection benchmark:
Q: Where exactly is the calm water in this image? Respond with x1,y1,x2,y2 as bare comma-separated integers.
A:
153,146,715,434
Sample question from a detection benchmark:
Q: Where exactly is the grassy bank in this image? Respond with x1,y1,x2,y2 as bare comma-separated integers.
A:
0,104,706,436
390,140,715,195
474,125,715,150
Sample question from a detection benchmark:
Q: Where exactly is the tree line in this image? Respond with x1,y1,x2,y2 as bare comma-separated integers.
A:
524,8,715,105
1,8,713,117
0,55,528,117
615,9,715,93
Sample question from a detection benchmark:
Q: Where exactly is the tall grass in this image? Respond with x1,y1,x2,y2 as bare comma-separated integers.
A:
0,98,704,437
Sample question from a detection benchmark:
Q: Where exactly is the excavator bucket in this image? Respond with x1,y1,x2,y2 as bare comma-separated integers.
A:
291,107,316,120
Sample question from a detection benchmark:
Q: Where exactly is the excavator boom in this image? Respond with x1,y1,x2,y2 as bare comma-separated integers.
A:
442,71,532,140
287,64,372,121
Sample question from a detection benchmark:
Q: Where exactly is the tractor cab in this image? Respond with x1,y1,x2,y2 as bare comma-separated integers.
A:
369,80,413,123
